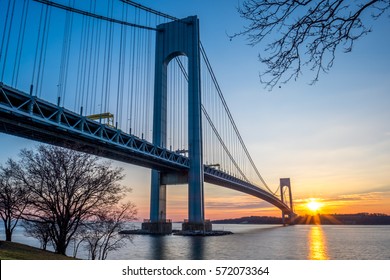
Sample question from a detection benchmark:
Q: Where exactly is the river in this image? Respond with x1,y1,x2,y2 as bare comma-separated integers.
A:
3,223,390,260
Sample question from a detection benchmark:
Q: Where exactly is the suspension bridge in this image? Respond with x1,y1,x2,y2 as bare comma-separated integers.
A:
0,0,295,233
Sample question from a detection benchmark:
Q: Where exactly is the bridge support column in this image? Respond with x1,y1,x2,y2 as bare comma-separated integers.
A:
142,170,172,234
146,16,209,233
150,170,167,222
280,178,295,225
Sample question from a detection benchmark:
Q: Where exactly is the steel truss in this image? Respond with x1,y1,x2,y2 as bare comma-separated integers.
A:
0,83,293,215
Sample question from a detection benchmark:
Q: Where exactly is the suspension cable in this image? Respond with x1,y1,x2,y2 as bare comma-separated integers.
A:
121,0,178,21
126,0,276,192
33,0,157,31
12,0,29,86
0,0,16,82
175,57,248,181
199,43,275,194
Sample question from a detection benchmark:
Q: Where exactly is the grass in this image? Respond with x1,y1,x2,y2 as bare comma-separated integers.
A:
0,241,76,260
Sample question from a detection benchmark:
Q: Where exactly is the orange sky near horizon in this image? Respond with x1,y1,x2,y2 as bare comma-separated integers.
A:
0,0,389,223
127,173,390,221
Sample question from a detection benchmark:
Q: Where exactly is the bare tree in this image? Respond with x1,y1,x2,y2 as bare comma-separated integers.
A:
69,224,88,258
13,145,130,255
0,159,28,242
21,220,52,250
83,202,137,260
233,0,390,90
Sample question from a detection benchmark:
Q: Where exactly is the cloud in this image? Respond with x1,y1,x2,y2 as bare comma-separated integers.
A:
206,201,269,210
294,190,390,209
366,185,390,193
316,191,389,203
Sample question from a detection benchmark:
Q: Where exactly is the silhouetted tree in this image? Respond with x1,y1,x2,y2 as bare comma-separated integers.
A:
83,202,137,260
233,0,390,89
69,224,88,258
13,145,131,255
21,220,52,250
0,159,29,241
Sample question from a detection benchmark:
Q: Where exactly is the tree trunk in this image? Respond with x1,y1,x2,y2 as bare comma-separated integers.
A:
55,242,67,255
55,232,68,255
5,228,12,242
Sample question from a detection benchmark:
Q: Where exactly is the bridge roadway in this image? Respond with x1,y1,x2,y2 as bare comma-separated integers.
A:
0,83,293,215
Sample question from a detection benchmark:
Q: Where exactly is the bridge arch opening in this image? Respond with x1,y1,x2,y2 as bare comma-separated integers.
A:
146,16,206,233
166,55,189,154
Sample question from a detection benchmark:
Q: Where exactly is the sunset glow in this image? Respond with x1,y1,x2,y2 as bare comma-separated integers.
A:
306,199,323,213
0,0,389,224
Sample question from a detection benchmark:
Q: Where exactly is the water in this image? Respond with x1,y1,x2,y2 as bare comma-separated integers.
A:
3,223,390,260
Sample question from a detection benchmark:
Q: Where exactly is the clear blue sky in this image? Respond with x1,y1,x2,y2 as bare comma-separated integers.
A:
1,0,389,219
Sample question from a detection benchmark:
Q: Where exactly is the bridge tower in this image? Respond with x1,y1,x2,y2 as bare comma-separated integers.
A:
280,178,294,225
142,16,209,233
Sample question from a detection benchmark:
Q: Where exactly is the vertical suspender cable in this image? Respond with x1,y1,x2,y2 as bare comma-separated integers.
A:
100,0,110,119
12,0,29,86
75,14,86,111
0,0,12,72
80,1,92,113
14,0,30,88
84,0,96,115
104,0,114,118
58,6,71,102
116,2,125,129
145,14,152,140
92,12,102,113
119,5,128,130
62,0,75,106
141,15,147,137
35,5,50,97
38,6,52,98
128,9,137,133
0,0,16,82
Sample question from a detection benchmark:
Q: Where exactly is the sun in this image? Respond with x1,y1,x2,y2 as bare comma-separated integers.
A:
306,199,322,212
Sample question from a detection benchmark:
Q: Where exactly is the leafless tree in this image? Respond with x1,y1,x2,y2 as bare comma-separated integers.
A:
69,224,88,258
13,144,130,255
0,159,29,242
21,220,52,250
233,0,390,90
83,202,137,260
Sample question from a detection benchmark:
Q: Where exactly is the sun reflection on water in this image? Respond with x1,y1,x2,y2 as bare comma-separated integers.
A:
308,226,329,260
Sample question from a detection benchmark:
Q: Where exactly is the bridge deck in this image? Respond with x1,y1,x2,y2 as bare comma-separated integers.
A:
0,83,293,215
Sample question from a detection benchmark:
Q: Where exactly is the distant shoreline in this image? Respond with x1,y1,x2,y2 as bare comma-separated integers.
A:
212,213,390,225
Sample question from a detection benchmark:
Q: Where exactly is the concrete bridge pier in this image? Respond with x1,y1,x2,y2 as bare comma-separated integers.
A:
141,170,172,234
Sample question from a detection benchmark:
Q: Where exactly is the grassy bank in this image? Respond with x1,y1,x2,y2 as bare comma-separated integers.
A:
0,241,76,260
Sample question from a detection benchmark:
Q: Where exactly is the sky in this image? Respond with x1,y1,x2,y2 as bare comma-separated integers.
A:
1,0,389,220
